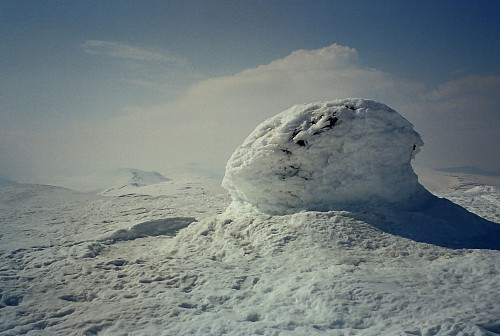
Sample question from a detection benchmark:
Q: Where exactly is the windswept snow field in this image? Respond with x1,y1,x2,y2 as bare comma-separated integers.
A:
0,172,499,335
1,100,499,335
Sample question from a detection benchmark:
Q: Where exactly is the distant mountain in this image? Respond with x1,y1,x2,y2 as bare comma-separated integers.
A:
437,166,500,177
112,168,169,188
0,174,16,185
97,168,170,195
58,168,170,194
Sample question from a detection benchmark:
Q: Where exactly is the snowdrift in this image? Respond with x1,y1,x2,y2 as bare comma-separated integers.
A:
223,99,430,214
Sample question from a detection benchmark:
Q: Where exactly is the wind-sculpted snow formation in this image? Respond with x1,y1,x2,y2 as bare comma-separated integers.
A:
223,99,429,214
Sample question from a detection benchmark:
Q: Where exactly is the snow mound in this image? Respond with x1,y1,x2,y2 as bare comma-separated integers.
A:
223,99,428,214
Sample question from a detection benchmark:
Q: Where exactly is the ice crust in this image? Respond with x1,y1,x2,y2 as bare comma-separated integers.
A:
223,98,426,214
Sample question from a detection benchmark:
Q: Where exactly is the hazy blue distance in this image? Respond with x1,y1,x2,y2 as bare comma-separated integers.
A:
0,0,498,183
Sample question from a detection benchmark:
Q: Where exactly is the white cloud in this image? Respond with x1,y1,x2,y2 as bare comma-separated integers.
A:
2,44,498,183
175,44,425,124
81,40,186,66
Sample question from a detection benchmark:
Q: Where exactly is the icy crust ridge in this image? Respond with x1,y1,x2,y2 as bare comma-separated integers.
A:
223,99,428,214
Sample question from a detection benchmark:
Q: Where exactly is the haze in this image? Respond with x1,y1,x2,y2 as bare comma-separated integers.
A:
0,0,498,185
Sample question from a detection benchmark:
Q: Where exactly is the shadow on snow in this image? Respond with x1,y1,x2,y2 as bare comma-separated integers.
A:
105,217,197,244
356,195,500,250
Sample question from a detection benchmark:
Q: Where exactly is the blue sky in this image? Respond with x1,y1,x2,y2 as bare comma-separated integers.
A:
0,0,498,183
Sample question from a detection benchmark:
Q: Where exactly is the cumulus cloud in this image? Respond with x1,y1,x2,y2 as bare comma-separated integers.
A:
1,43,498,183
183,44,423,111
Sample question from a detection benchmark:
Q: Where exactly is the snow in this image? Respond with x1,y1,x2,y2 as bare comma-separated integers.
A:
414,165,500,193
1,99,499,335
223,99,429,214
0,179,498,335
105,217,197,243
437,186,499,223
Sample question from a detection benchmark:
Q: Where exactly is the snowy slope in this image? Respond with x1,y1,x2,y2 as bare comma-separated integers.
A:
415,165,500,193
0,178,231,335
0,181,498,335
436,185,499,223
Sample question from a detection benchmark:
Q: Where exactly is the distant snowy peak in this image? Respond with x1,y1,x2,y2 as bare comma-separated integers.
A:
98,168,169,195
114,168,168,187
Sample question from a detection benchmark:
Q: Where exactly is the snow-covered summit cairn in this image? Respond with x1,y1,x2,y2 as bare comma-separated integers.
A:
223,98,428,214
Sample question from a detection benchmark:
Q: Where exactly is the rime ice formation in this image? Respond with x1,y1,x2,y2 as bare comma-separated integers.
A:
223,98,428,214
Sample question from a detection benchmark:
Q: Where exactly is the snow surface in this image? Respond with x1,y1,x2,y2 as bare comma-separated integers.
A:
223,99,428,214
415,165,500,193
0,178,499,335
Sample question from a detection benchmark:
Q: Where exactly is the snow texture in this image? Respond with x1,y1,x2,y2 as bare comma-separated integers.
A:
223,99,428,214
0,173,499,335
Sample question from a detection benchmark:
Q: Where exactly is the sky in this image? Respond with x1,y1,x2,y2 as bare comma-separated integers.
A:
0,0,499,184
